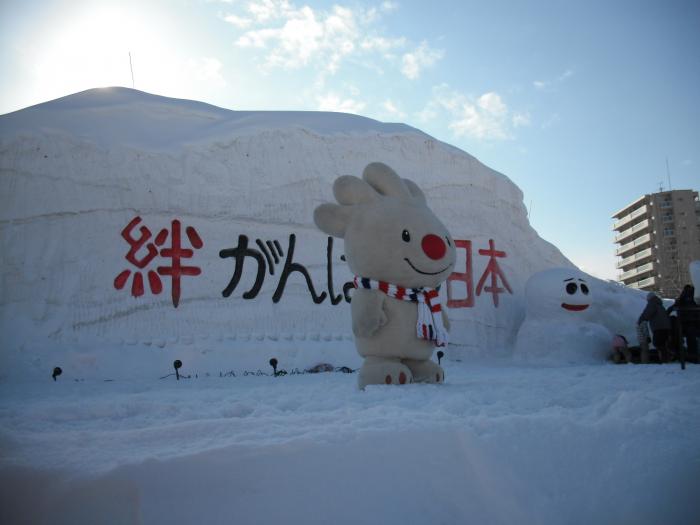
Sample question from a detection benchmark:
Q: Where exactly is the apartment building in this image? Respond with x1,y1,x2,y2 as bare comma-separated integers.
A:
612,189,700,297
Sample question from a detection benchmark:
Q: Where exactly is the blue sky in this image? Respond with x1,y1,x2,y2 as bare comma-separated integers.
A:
1,0,698,279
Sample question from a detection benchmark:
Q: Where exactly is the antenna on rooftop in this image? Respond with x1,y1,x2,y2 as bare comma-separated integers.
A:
665,157,673,191
129,52,135,89
657,181,664,193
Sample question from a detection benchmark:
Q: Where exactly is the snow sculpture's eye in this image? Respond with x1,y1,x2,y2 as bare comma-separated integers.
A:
580,283,589,295
402,230,411,242
446,236,452,247
566,283,578,295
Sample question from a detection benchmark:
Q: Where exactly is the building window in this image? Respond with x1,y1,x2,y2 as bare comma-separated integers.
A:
664,228,675,236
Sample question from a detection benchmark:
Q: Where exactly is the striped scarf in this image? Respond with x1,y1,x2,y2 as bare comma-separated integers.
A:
353,276,448,347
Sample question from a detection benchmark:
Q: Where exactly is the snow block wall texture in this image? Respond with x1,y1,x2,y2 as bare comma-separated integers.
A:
1,88,573,378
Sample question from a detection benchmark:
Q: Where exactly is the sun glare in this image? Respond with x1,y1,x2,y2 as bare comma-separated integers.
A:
20,2,229,109
30,4,175,102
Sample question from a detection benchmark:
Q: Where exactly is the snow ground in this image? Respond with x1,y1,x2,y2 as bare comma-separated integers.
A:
2,361,699,525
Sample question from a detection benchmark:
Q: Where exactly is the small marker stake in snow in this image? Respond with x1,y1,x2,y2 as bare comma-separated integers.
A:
173,360,182,380
268,358,287,376
52,367,62,381
437,351,444,365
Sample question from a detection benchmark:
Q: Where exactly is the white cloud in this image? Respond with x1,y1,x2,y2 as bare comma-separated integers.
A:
233,4,360,73
317,92,366,114
533,68,574,91
247,0,295,23
512,111,531,128
361,36,406,54
415,105,438,123
558,69,574,81
223,14,252,29
478,92,507,117
224,1,437,80
382,99,406,119
401,41,444,79
423,85,527,141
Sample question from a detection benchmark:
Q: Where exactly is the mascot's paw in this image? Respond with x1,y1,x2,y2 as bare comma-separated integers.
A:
402,358,444,384
358,358,413,389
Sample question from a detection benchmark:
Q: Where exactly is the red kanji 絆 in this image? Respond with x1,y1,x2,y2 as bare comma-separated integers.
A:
114,217,203,307
475,239,512,307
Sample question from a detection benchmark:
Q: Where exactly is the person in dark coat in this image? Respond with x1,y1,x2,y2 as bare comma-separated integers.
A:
638,292,671,361
667,285,700,359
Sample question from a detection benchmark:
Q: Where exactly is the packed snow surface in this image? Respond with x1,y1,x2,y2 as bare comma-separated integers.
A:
1,362,699,525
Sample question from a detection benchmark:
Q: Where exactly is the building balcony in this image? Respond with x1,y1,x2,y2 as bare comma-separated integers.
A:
612,195,647,220
612,204,649,231
615,233,652,257
627,276,658,290
616,247,653,270
619,262,655,283
614,219,651,244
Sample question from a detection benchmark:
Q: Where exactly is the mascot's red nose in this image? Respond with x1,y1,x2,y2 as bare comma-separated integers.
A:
422,234,446,260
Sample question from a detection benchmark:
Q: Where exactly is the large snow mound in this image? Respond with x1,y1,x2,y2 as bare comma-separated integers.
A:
0,87,645,379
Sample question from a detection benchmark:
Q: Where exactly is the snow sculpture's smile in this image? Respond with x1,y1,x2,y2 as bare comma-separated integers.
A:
561,303,589,312
404,257,451,276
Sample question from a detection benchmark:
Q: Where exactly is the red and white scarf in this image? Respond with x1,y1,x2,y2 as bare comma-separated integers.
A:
353,276,448,347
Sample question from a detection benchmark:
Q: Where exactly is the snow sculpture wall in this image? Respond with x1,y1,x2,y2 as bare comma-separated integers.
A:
0,87,575,378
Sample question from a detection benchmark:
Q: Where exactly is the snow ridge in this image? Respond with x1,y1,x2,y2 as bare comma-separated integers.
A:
3,87,572,379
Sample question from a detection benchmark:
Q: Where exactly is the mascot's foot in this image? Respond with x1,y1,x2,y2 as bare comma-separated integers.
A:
402,358,444,384
358,357,413,389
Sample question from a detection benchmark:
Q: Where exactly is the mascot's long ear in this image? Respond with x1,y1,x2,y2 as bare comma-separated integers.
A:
333,175,378,205
363,162,411,199
314,203,353,238
403,178,426,204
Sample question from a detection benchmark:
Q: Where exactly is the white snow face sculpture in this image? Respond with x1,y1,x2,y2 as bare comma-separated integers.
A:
515,267,611,364
524,267,594,321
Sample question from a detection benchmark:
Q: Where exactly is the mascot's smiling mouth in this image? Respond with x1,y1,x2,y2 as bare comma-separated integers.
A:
404,258,451,276
561,303,589,311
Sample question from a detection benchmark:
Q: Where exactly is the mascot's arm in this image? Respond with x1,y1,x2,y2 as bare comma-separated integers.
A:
351,288,388,337
441,308,451,332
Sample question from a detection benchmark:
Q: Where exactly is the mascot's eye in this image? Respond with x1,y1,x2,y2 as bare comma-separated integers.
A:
566,283,578,295
580,284,589,295
402,229,411,242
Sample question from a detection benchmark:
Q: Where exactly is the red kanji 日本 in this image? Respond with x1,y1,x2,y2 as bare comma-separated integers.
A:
475,239,512,307
447,240,475,308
